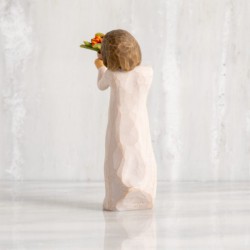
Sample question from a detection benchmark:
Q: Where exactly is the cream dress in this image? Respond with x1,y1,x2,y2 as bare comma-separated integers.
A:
97,64,157,211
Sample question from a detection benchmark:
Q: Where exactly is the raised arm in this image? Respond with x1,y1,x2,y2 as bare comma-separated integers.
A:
94,58,110,91
97,65,110,90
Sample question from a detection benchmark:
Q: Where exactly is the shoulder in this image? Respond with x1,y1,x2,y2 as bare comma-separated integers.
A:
133,65,154,80
105,65,154,80
134,64,153,75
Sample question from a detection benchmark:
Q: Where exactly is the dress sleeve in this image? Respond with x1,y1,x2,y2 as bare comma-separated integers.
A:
97,65,110,91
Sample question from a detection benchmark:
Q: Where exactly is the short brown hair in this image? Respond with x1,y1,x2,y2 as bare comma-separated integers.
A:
101,29,141,71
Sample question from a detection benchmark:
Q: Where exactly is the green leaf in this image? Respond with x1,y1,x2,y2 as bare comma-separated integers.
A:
95,32,105,37
92,43,101,50
83,41,91,46
80,44,99,52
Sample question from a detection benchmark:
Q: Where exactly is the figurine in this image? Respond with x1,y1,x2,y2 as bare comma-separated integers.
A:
94,29,157,211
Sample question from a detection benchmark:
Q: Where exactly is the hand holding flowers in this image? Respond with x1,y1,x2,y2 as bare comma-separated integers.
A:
80,32,105,69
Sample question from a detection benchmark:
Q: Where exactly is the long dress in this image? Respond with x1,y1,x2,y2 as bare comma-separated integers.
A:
97,64,157,211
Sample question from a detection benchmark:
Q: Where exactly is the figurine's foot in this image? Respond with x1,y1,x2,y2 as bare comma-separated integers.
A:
102,198,111,211
102,188,154,212
102,197,117,211
115,188,153,211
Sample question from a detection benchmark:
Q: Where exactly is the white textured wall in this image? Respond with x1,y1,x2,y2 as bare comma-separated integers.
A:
0,0,250,181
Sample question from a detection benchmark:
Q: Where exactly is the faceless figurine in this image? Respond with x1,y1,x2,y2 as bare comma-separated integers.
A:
94,29,157,211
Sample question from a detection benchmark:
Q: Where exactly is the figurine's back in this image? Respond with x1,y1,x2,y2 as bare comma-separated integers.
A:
97,64,157,211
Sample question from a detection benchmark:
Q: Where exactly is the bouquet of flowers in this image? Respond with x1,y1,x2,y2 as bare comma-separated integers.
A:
80,32,105,53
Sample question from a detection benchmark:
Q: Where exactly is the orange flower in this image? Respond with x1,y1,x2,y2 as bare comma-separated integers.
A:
80,32,105,52
91,35,102,45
